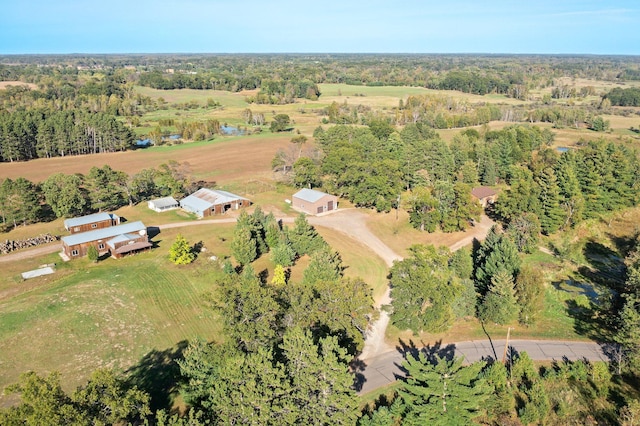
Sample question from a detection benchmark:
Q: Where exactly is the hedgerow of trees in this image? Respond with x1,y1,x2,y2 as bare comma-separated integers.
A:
0,160,202,231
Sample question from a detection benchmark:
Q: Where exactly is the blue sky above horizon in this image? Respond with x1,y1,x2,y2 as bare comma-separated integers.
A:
1,0,638,55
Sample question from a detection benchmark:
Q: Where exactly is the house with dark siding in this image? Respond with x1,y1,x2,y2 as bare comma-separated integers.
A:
64,212,120,234
61,221,150,259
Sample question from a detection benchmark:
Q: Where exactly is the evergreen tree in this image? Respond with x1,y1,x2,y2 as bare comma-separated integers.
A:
270,240,296,267
475,227,521,295
452,277,478,319
85,165,128,211
302,247,344,285
614,295,640,375
536,167,564,234
555,151,585,228
264,212,282,249
288,213,326,256
450,247,473,280
494,166,541,222
250,206,268,255
457,160,479,185
397,354,491,424
169,234,195,265
514,265,545,326
480,361,513,419
479,269,519,325
280,327,359,425
0,177,42,228
518,380,550,425
231,225,257,266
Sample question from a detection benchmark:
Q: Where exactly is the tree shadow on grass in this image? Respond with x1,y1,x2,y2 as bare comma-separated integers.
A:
125,340,189,413
580,240,626,288
565,299,611,342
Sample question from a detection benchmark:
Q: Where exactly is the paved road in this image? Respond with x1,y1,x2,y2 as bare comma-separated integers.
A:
357,339,610,395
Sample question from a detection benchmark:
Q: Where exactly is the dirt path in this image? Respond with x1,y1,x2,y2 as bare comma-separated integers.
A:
308,209,403,359
0,243,60,263
449,214,495,252
310,210,496,361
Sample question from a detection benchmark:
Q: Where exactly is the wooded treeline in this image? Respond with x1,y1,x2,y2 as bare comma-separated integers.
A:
0,161,203,230
0,108,134,161
5,53,638,92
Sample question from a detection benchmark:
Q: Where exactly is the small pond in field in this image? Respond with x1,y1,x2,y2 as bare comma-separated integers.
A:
135,135,181,147
221,125,245,135
557,147,569,153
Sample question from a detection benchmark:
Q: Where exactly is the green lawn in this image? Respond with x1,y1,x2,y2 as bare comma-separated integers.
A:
0,225,233,406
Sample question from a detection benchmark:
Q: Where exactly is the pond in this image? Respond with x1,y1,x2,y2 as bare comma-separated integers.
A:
557,147,569,153
134,134,181,147
221,125,245,136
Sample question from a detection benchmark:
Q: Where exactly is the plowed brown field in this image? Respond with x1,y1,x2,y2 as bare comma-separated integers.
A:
0,134,291,183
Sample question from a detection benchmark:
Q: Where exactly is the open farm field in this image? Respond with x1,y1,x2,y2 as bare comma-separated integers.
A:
550,76,640,93
318,83,527,106
0,132,291,183
135,86,250,108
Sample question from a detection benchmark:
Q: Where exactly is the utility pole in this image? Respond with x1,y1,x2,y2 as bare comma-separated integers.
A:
502,327,513,364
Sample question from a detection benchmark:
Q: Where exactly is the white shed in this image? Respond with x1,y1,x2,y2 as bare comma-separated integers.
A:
148,197,179,212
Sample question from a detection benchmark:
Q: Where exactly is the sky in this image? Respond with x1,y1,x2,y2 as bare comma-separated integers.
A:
1,0,638,55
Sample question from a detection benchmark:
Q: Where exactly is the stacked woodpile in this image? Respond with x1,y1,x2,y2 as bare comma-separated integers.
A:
0,234,58,254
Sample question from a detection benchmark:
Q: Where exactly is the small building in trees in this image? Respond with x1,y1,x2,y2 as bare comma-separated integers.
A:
180,188,250,218
292,188,338,215
471,186,497,208
61,221,151,259
148,196,179,212
63,212,120,234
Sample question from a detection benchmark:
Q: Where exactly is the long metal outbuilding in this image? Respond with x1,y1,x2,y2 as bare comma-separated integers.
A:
61,221,150,259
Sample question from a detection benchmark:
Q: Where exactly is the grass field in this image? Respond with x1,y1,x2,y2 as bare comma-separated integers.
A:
0,223,234,407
